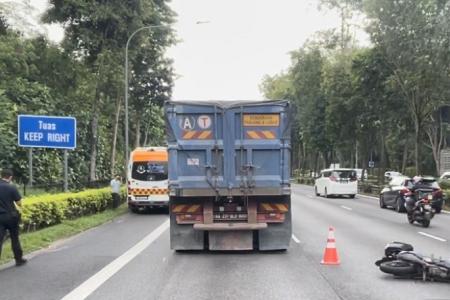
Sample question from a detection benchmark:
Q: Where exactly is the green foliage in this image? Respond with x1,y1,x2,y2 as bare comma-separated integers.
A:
439,180,450,190
0,1,175,186
21,188,126,230
262,0,450,179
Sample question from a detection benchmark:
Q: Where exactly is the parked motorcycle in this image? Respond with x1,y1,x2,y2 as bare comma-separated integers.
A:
405,191,435,227
375,242,450,282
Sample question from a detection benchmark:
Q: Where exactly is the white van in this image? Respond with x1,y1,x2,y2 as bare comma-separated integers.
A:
127,147,169,213
314,168,358,198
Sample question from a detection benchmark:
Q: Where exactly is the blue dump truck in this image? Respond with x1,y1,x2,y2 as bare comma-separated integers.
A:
165,100,291,250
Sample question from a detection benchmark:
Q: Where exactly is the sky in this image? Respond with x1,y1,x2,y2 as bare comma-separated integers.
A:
3,0,353,100
167,0,342,100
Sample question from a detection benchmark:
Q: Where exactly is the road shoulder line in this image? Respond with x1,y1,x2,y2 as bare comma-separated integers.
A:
418,231,447,242
61,219,170,300
292,234,301,244
357,194,378,200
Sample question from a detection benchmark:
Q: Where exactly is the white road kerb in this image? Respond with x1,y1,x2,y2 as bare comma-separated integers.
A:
61,219,170,300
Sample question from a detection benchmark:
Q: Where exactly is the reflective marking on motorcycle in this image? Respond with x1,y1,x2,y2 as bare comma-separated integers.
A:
418,232,447,242
341,205,352,211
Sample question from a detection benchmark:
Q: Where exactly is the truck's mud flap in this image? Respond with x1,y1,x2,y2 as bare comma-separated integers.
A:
209,231,253,251
170,213,204,250
258,200,292,251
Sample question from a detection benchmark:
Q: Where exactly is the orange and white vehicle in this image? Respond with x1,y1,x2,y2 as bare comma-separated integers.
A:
127,147,169,212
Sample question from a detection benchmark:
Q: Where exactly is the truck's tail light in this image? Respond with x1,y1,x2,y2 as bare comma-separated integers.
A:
172,204,203,224
176,214,204,224
258,203,289,223
257,213,285,223
329,176,337,182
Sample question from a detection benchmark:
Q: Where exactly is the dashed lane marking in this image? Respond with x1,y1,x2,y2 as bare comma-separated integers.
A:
61,219,170,300
292,234,301,244
341,205,353,211
418,232,447,242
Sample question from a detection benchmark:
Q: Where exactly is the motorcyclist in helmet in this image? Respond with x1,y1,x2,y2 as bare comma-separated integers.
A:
405,176,423,213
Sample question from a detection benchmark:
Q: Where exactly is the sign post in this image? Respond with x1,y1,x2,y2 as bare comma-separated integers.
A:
18,115,76,192
28,148,33,187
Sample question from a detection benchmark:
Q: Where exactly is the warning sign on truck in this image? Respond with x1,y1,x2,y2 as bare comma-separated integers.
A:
243,114,279,127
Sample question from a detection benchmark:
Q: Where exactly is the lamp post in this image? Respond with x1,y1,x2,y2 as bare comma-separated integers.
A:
124,24,169,170
124,21,210,170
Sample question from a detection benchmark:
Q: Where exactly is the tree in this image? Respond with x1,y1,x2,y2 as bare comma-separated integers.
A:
43,0,176,180
365,0,450,174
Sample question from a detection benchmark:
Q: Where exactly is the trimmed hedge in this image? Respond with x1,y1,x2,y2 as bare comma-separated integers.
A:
21,188,126,231
296,177,315,186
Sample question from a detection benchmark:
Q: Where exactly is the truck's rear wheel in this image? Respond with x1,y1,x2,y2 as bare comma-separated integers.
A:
169,196,205,250
258,195,292,251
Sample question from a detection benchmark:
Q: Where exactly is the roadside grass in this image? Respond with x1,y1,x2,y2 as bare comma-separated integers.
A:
0,204,128,266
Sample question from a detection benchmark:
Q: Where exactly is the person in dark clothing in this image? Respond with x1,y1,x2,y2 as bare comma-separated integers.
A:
0,169,27,266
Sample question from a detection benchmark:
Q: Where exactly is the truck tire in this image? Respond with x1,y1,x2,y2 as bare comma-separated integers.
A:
169,197,205,250
379,261,416,275
258,196,292,251
379,195,386,209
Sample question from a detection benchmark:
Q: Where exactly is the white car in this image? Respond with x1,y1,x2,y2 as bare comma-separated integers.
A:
440,172,450,180
314,169,358,198
384,171,403,180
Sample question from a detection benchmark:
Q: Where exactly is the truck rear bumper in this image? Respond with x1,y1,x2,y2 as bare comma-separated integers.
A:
193,223,267,231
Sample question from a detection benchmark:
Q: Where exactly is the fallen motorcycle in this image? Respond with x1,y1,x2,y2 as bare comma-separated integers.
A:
375,242,450,282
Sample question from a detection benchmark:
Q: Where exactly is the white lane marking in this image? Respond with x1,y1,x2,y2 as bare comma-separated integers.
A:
357,194,378,200
292,234,301,244
341,205,353,211
442,210,450,214
418,232,447,242
61,219,170,300
307,195,314,199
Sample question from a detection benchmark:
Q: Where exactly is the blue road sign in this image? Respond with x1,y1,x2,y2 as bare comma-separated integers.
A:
18,115,77,149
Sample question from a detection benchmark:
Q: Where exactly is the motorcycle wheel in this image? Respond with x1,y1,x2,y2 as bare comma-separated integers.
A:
395,196,406,213
379,260,416,275
379,195,387,209
407,212,414,224
422,220,430,228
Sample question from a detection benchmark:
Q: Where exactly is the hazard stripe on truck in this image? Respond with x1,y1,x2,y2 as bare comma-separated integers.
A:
258,203,289,213
171,204,203,214
246,130,276,139
182,130,213,140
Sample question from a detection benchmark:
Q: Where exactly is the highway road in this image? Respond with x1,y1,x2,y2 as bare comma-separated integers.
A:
0,184,449,300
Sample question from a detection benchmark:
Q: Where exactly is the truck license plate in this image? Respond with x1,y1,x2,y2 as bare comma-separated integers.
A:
214,213,247,220
136,196,149,201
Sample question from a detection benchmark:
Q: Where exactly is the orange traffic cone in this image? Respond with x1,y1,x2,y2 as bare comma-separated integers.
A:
321,226,340,265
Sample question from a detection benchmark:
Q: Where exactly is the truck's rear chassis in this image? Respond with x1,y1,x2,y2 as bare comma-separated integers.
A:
170,195,291,251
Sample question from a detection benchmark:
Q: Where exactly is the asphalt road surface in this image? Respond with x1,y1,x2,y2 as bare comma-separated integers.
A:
1,184,449,300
